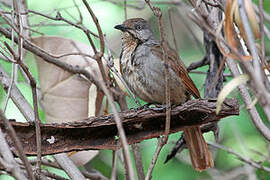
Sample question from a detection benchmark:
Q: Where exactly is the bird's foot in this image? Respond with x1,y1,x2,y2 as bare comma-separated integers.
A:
130,103,153,111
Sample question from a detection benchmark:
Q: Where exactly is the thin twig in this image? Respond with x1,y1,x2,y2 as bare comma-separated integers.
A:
54,153,86,180
0,42,14,61
81,1,135,179
4,41,42,177
189,71,232,77
132,144,145,180
264,24,270,40
231,122,256,179
109,51,145,180
27,9,98,38
0,64,35,122
145,138,163,180
82,0,107,83
16,1,41,176
144,1,171,178
168,8,178,52
0,128,27,180
253,3,270,25
187,56,208,71
175,7,205,54
72,0,83,24
81,169,109,180
100,80,136,180
110,150,117,180
124,0,127,20
208,56,226,93
159,17,171,143
258,0,265,63
238,0,262,82
208,142,270,173
0,26,100,87
41,170,69,180
145,0,171,142
49,52,95,59
0,111,35,180
3,0,16,113
202,0,224,10
25,158,108,180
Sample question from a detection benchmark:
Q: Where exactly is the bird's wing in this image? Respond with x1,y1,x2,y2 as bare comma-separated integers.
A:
151,43,201,99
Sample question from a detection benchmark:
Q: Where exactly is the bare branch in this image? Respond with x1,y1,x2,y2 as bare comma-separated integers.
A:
208,142,270,173
4,40,42,176
145,138,163,180
258,0,265,63
238,0,262,82
54,153,86,180
1,99,238,155
81,1,136,179
0,65,34,122
132,144,145,180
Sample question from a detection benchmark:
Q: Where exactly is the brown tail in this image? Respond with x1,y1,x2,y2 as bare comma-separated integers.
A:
183,126,214,171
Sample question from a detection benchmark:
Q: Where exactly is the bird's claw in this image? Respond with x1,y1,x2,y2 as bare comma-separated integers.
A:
130,103,153,111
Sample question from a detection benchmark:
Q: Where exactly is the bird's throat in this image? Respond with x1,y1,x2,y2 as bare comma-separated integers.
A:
122,32,139,53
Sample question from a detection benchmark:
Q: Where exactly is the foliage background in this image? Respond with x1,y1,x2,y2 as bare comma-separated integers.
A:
0,0,270,179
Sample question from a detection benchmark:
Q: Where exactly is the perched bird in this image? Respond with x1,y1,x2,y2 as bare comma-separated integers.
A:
115,18,213,171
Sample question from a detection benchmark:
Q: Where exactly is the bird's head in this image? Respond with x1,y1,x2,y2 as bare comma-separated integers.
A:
114,18,154,43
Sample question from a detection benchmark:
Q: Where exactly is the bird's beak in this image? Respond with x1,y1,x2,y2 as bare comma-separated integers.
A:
114,24,131,32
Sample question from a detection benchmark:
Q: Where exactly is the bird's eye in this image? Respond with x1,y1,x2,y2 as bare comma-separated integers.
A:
135,25,142,30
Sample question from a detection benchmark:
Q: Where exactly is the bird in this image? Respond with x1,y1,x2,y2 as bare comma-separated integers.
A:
114,18,213,171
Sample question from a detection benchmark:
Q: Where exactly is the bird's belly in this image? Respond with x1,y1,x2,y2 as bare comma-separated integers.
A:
122,62,187,105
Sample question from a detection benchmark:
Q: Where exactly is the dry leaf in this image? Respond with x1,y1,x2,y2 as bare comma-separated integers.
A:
225,0,239,52
234,0,260,41
216,74,249,114
223,0,259,60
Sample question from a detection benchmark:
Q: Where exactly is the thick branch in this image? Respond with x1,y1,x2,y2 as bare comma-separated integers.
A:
0,99,238,156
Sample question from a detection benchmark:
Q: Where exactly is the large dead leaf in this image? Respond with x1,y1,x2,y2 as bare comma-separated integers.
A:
32,36,106,166
32,36,106,122
234,0,260,41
